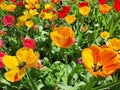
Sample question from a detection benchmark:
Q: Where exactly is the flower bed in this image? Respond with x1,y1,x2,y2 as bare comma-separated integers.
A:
0,0,120,90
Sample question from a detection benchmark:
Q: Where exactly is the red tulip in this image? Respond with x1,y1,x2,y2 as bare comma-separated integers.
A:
10,0,16,3
114,0,120,12
17,1,24,7
78,2,88,7
58,6,70,18
98,0,107,5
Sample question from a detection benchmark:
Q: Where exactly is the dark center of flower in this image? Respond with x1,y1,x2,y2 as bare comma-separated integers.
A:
18,62,26,69
92,63,103,72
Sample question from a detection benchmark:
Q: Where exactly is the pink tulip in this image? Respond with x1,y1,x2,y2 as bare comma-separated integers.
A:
23,38,36,50
2,15,15,27
0,52,5,68
0,40,3,49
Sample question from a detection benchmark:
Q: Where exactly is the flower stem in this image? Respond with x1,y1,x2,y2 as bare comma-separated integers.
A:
64,49,68,84
26,70,38,90
65,54,68,82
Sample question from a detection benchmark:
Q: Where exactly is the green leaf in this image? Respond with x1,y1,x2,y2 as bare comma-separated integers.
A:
57,82,76,90
82,77,103,90
67,64,84,85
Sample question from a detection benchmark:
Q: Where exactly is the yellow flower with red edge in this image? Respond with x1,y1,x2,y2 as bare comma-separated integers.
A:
29,9,38,16
39,10,55,21
79,6,90,16
99,4,112,14
82,45,120,77
2,47,40,82
50,26,75,48
65,15,76,24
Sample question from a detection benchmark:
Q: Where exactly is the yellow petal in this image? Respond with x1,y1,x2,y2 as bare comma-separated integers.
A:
25,20,34,28
16,47,39,67
82,48,94,68
5,68,25,82
16,47,33,63
2,55,19,69
25,52,40,67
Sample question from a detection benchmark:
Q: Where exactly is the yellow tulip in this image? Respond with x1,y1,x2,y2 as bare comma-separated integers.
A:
65,15,76,24
25,20,34,28
100,31,110,39
79,6,90,16
2,47,39,82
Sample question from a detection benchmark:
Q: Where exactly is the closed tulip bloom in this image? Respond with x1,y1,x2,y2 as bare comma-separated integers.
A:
65,15,76,24
0,52,5,68
25,20,34,28
23,38,36,50
79,6,90,16
108,38,120,51
2,15,15,27
99,4,112,14
100,31,110,39
98,0,107,5
114,0,120,12
50,26,75,48
78,2,88,7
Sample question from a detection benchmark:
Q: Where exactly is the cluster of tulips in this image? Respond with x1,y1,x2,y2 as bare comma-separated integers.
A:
0,0,120,89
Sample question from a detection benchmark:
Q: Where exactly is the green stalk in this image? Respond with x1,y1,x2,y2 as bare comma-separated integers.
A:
26,70,38,90
65,51,68,84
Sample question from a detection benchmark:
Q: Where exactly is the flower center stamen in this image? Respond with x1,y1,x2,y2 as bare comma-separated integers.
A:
18,62,26,69
92,63,103,72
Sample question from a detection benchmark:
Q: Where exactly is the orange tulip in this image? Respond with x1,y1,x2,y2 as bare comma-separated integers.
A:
82,45,120,77
99,4,112,14
108,38,120,51
0,0,5,5
50,26,75,48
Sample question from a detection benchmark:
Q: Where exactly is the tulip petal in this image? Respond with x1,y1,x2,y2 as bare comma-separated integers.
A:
16,47,39,67
16,47,33,63
82,48,94,68
5,68,26,82
2,55,19,69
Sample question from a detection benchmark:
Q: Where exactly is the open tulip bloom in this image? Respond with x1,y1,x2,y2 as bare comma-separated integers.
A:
2,47,39,82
